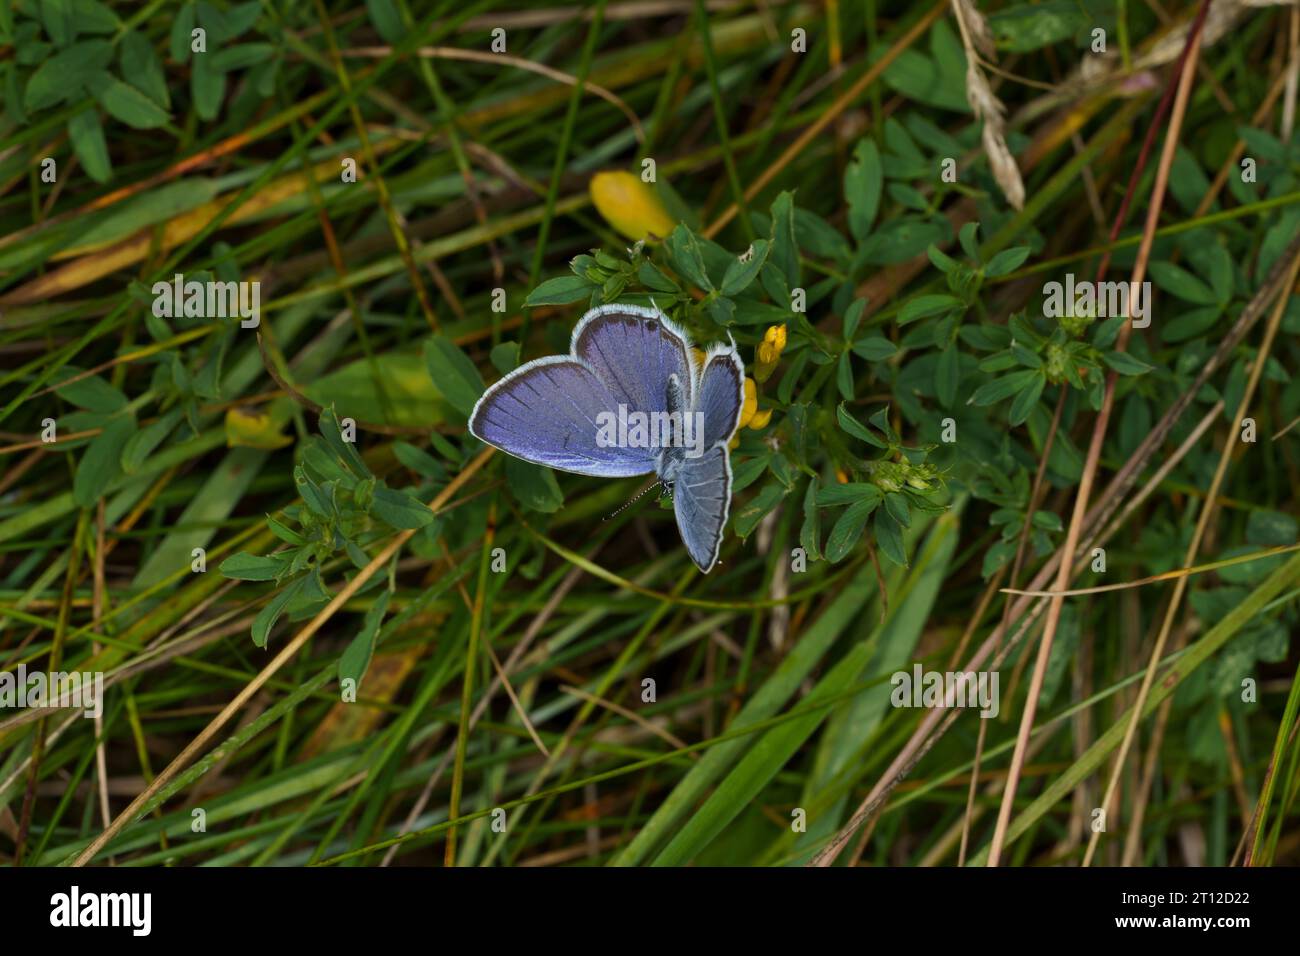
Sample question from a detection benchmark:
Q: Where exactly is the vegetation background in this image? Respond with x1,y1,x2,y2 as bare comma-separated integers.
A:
2,0,1299,868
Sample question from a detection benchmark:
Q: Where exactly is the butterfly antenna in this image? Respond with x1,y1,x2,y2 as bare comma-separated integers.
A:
604,479,661,520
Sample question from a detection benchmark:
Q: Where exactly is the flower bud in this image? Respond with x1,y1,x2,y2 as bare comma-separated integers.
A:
589,171,676,242
754,323,787,383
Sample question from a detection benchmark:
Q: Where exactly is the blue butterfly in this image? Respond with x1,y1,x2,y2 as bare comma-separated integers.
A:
469,304,745,572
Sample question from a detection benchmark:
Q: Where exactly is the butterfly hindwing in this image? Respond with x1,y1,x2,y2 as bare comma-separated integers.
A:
671,443,732,573
696,347,745,449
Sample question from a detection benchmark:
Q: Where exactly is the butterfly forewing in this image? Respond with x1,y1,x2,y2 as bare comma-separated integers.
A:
572,305,695,416
469,357,657,477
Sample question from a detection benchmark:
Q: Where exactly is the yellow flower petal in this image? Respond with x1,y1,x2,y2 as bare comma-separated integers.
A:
763,324,787,351
738,377,757,427
589,171,676,242
748,407,772,430
754,323,787,383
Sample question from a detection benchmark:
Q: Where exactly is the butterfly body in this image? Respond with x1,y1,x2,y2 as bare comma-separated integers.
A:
469,304,744,572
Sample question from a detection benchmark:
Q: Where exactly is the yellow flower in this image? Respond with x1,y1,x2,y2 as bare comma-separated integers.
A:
747,408,773,430
754,323,787,383
835,467,850,484
737,377,758,428
589,171,676,242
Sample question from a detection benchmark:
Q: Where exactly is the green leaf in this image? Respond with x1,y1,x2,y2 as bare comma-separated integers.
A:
27,40,113,109
665,224,714,291
524,274,595,306
1159,306,1221,344
794,208,850,261
251,577,302,647
1101,351,1153,375
338,590,391,687
637,261,679,293
191,49,225,120
1008,372,1046,425
733,484,786,538
844,138,883,242
119,30,168,107
366,0,404,42
720,239,770,295
53,368,127,412
825,498,878,561
1032,509,1064,532
888,182,929,212
304,352,447,429
170,3,195,62
121,409,181,473
1193,241,1234,304
874,508,906,565
706,295,734,326
95,75,170,129
899,294,961,325
1091,315,1126,349
767,192,800,287
935,343,960,408
984,246,1031,277
868,405,898,442
423,335,484,417
220,551,288,582
1149,261,1218,305
212,43,274,73
731,453,769,493
860,219,946,266
928,244,960,274
816,482,881,507
317,406,370,476
73,415,135,507
884,491,910,528
836,352,855,401
800,477,822,561
1246,509,1297,547
267,516,304,546
505,457,564,513
968,368,1039,406
490,342,520,375
217,1,262,38
41,0,77,46
842,298,867,341
836,403,887,448
880,24,969,113
392,441,448,481
988,1,1087,52
285,568,331,620
852,336,897,361
369,484,434,529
